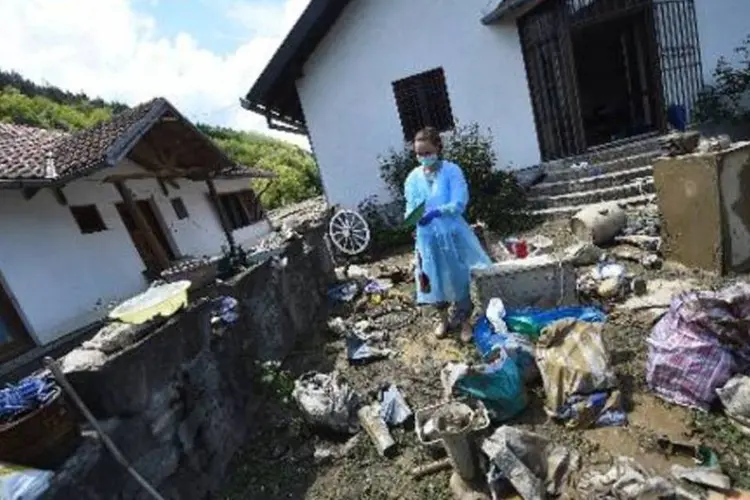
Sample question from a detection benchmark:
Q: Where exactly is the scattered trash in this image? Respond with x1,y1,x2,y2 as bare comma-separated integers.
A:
210,296,239,325
570,203,627,246
358,404,397,458
292,371,360,434
379,385,412,427
328,282,358,302
641,253,663,270
346,265,370,279
655,435,718,466
416,399,490,447
527,235,553,256
504,237,529,259
0,463,53,500
647,284,750,410
577,456,676,499
485,298,508,334
482,426,581,499
536,319,624,428
614,234,662,251
411,457,452,479
716,375,750,435
431,401,482,482
503,305,606,341
0,375,57,424
346,334,393,364
672,464,732,491
472,316,538,382
448,351,527,422
697,134,732,153
565,242,604,267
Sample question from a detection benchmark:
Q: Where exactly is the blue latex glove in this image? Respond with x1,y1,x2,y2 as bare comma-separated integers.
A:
418,209,441,227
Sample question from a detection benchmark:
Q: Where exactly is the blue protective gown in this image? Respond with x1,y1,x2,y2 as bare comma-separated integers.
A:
404,160,492,305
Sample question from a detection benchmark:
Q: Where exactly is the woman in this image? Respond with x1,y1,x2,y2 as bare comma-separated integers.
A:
404,127,492,342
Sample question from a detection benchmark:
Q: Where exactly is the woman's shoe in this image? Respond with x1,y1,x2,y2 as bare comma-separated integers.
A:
459,321,473,343
434,309,450,338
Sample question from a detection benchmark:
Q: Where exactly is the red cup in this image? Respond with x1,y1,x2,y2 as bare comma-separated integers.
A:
515,240,529,259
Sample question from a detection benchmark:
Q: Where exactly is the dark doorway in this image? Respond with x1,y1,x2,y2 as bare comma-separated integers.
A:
116,200,176,275
571,9,659,146
0,280,33,362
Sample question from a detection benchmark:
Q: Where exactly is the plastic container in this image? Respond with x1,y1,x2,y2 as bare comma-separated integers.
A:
415,399,490,449
109,280,191,324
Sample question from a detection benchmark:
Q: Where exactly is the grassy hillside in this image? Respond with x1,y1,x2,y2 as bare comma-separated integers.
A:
0,70,321,209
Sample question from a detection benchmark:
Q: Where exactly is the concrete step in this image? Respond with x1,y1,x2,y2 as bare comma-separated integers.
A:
542,151,660,184
530,165,654,197
531,193,657,218
530,176,654,210
543,133,663,170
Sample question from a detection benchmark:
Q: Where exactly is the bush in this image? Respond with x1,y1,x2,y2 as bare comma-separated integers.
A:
695,34,750,124
376,123,533,235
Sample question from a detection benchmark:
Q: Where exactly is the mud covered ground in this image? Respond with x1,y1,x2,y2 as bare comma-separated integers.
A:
221,213,750,500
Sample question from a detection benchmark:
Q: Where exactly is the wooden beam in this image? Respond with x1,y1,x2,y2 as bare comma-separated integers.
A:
21,188,40,200
206,178,236,250
114,181,171,271
52,188,67,206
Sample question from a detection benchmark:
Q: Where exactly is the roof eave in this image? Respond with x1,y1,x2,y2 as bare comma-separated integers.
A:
481,0,544,24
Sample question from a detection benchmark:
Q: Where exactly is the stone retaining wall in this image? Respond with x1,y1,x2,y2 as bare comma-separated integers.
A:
43,224,335,500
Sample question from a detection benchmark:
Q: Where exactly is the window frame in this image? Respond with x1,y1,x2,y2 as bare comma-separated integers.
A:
170,197,189,220
70,204,107,234
392,67,455,141
213,190,264,231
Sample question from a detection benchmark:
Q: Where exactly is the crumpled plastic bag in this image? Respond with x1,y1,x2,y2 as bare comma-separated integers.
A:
717,375,750,435
445,350,527,422
535,318,623,428
0,463,53,500
504,306,606,341
292,371,360,434
482,426,580,499
577,456,676,499
472,316,539,383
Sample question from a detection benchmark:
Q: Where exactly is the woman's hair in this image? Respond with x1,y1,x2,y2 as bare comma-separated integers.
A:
414,127,443,152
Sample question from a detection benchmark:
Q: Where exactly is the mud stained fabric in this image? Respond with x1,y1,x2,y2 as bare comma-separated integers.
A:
646,284,750,411
403,161,492,304
535,319,619,423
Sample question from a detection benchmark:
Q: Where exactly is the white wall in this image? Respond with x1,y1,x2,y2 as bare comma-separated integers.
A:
0,160,270,347
695,0,750,84
297,0,539,208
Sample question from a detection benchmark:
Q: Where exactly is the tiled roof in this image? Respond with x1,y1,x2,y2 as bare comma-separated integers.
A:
0,97,275,183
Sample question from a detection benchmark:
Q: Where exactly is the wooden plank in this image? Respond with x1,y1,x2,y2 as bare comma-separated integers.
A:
114,181,171,271
206,179,236,250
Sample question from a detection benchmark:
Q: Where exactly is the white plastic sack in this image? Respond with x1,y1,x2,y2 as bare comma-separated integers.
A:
292,371,360,434
717,375,750,434
0,463,52,500
486,298,508,335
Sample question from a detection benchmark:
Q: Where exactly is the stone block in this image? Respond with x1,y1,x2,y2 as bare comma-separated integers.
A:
653,141,750,274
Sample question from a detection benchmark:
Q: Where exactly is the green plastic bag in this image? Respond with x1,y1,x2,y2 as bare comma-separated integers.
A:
403,202,426,228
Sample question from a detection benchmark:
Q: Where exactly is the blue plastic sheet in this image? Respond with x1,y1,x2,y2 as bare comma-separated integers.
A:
379,385,412,426
556,392,627,428
472,316,537,381
504,306,606,340
452,350,527,422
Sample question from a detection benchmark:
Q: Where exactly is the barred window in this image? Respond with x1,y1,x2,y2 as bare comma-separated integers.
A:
392,67,455,141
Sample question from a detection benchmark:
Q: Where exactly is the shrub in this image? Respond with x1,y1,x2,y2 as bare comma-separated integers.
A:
376,122,534,236
695,34,750,124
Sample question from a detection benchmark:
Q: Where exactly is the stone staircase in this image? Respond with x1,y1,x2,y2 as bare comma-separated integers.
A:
528,135,664,217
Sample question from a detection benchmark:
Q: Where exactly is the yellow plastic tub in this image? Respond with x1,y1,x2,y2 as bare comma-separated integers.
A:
108,280,191,324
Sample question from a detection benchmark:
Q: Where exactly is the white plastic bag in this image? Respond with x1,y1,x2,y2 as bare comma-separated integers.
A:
0,463,53,500
486,298,509,334
292,371,360,434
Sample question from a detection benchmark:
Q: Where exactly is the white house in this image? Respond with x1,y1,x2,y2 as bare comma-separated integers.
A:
0,98,273,367
242,0,750,208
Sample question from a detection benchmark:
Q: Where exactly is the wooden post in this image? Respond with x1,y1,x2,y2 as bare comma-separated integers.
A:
206,178,236,250
114,181,171,271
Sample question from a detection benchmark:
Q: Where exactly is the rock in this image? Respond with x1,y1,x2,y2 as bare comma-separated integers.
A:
641,254,663,270
614,235,661,251
697,134,732,153
597,277,623,299
565,243,604,267
346,265,370,279
82,321,151,355
449,472,491,500
660,131,701,156
61,347,107,373
611,246,646,263
570,203,627,246
631,277,648,296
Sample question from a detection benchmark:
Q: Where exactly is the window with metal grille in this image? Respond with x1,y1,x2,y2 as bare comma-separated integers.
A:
171,198,189,220
70,205,106,234
392,67,455,141
214,190,264,231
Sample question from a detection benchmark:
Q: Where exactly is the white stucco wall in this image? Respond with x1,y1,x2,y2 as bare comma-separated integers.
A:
0,160,270,347
297,0,539,208
695,0,750,84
